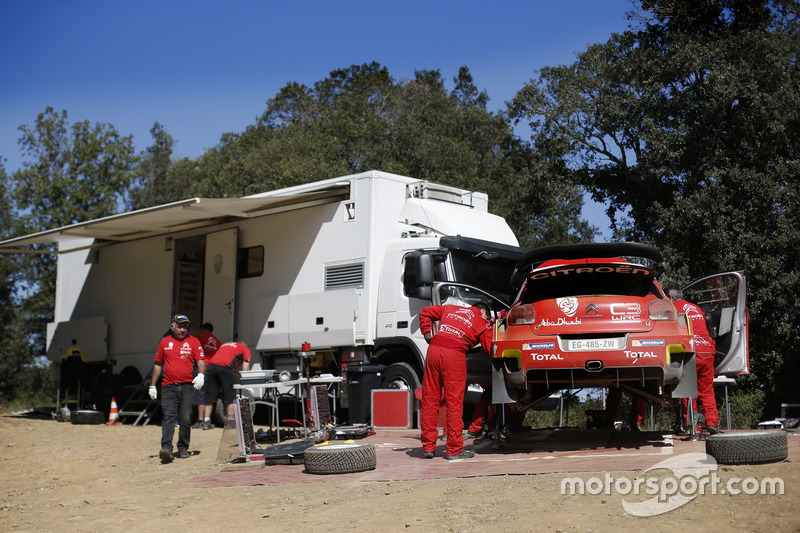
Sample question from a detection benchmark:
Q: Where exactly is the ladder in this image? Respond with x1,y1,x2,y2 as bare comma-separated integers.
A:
118,381,160,426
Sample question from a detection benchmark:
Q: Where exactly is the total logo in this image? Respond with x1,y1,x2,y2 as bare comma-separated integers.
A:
624,350,657,359
531,352,565,361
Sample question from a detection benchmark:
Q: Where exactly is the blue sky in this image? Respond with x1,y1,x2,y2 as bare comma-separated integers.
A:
1,0,636,237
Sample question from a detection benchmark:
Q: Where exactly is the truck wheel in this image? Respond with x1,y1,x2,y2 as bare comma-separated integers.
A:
303,443,377,474
706,431,788,465
381,362,421,392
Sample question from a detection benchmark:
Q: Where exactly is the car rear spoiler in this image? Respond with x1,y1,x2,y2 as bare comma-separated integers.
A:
510,242,664,285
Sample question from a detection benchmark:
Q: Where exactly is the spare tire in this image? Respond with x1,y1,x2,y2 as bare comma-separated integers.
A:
70,410,105,425
303,443,376,475
706,431,788,465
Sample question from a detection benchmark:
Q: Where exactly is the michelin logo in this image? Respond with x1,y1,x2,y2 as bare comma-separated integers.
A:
523,342,556,350
632,339,665,347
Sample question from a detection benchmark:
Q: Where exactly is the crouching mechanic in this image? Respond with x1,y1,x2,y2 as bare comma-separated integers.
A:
149,315,206,463
419,302,493,460
203,341,251,429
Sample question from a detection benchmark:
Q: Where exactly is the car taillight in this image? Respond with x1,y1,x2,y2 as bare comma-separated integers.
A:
507,304,536,325
649,299,677,321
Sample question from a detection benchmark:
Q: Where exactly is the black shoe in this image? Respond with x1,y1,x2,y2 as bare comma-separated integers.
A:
445,450,475,460
191,421,203,429
707,425,720,435
465,430,482,439
178,449,190,459
202,420,213,430
159,448,174,463
423,451,435,459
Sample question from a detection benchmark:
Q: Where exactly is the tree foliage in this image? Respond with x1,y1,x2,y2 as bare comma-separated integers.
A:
163,62,595,247
509,0,800,411
0,161,50,403
8,108,137,385
128,122,175,210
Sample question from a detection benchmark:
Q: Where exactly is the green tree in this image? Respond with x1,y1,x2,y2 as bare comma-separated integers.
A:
10,108,137,374
164,62,595,247
509,0,800,412
128,122,175,210
0,161,50,404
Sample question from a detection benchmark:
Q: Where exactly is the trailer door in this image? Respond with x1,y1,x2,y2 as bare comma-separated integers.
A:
203,228,238,342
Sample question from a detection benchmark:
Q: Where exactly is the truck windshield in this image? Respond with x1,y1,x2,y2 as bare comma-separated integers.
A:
450,248,519,304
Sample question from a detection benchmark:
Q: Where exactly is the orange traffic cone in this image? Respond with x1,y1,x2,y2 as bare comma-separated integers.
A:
106,397,120,425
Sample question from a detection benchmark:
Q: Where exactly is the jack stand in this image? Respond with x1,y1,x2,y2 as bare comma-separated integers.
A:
686,399,699,441
299,342,315,432
492,404,507,450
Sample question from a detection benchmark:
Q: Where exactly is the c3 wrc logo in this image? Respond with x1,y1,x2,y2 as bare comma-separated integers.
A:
611,303,641,321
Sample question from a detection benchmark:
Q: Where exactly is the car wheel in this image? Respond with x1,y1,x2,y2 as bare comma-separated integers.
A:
303,443,377,475
705,430,788,465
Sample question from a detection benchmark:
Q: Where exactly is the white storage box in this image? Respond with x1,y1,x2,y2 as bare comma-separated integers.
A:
239,369,275,385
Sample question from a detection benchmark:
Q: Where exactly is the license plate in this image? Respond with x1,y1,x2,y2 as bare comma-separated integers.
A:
564,337,623,351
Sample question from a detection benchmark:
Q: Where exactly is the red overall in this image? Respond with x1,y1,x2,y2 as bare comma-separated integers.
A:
676,299,719,428
604,387,647,428
419,305,492,456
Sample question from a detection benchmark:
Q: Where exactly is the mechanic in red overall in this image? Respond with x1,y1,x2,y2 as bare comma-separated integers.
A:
150,315,206,463
667,287,720,435
203,341,251,429
419,302,493,459
192,322,222,429
604,387,647,430
193,322,221,428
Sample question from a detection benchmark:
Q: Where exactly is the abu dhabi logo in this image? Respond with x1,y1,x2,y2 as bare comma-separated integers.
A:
557,297,579,317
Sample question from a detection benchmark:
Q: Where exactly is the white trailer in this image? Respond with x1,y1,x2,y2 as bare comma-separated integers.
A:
1,170,526,420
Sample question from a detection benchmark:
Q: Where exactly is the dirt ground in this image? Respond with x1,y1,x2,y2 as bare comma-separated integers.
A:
1,414,798,532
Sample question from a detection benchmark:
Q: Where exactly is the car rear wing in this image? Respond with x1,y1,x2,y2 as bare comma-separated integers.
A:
511,242,665,286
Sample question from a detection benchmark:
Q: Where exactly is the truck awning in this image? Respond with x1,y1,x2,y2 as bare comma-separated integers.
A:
0,185,349,254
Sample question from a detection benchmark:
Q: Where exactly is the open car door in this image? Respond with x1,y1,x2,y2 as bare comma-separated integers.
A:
682,271,749,376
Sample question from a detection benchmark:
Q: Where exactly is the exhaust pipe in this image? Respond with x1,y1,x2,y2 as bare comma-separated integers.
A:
585,360,603,372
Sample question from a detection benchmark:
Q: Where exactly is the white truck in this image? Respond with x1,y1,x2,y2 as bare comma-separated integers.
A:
1,170,526,422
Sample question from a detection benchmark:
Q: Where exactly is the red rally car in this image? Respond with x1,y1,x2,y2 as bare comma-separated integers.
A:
491,242,749,408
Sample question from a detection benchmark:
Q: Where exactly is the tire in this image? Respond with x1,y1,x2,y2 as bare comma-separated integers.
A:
211,399,227,427
303,443,377,475
706,431,788,465
70,410,105,425
381,362,421,392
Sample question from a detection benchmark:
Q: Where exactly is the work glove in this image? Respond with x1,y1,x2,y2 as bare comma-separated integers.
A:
148,386,158,401
192,373,205,390
424,334,433,344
